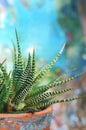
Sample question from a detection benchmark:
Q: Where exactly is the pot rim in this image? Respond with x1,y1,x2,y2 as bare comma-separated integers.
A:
0,106,52,120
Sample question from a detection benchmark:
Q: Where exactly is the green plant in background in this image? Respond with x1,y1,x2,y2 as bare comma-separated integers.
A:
58,0,82,42
0,30,85,114
57,0,86,70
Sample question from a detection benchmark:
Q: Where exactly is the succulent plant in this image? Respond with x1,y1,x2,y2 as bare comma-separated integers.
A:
0,30,85,113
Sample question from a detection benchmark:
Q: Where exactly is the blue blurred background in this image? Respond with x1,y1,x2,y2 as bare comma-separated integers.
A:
0,0,86,130
0,0,66,72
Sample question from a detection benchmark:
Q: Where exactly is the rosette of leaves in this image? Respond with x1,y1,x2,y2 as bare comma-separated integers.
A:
0,30,85,113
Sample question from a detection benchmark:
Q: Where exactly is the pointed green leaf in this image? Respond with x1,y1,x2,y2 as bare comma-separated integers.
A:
25,88,72,106
15,29,23,78
34,43,66,83
33,96,83,110
28,72,83,97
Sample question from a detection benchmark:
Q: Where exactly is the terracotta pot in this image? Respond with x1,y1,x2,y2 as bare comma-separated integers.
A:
0,106,52,130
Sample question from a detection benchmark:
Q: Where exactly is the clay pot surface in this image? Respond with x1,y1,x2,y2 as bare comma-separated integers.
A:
0,106,52,130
